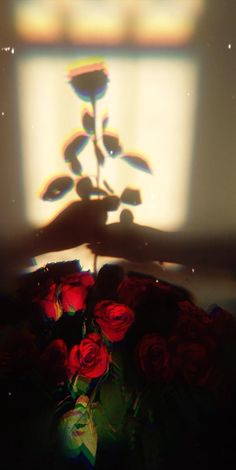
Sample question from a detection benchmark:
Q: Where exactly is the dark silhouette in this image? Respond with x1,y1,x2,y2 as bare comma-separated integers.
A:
30,196,119,256
7,196,119,263
2,203,236,291
87,209,236,270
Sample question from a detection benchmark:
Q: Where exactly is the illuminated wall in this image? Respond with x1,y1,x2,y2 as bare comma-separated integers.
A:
14,0,204,271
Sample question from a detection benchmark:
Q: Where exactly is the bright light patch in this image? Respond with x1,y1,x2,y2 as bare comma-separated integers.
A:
14,0,63,43
15,0,203,271
17,54,198,270
14,0,204,46
134,0,204,46
67,0,125,45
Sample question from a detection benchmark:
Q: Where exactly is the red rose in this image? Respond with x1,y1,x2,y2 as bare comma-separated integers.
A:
170,336,216,386
175,301,211,340
68,332,109,379
118,276,191,309
35,282,62,321
137,334,174,383
118,276,155,308
174,314,208,341
61,272,94,314
178,301,211,325
94,300,134,342
210,306,236,342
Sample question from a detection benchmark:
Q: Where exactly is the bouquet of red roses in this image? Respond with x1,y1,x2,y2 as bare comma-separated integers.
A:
26,263,236,469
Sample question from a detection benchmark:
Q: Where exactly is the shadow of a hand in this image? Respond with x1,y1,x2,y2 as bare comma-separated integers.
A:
87,210,165,263
32,196,120,256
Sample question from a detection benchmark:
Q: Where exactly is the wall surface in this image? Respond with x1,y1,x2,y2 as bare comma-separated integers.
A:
1,0,236,310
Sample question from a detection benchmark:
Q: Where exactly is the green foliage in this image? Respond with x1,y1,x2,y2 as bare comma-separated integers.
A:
69,374,90,399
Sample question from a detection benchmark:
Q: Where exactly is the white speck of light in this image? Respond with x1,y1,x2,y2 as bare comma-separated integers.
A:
1,112,5,116
8,392,12,396
228,44,232,49
192,268,195,273
11,47,15,54
156,279,159,283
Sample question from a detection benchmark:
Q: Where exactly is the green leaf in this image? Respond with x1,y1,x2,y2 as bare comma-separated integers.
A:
57,400,97,464
69,374,90,399
97,349,133,433
66,308,76,317
92,404,117,443
99,381,127,435
110,360,123,385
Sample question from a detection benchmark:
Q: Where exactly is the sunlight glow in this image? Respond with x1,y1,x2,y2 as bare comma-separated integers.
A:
14,0,204,46
15,0,203,271
17,54,198,271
